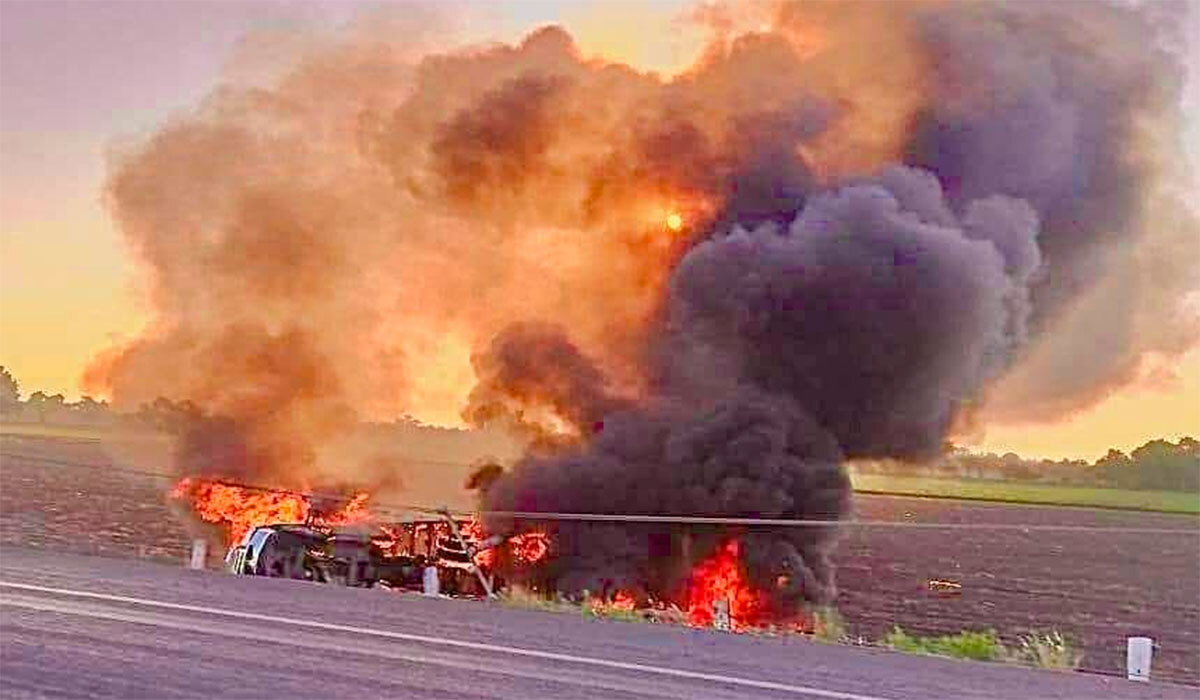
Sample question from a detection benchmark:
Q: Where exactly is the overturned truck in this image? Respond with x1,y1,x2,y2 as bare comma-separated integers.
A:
224,515,501,596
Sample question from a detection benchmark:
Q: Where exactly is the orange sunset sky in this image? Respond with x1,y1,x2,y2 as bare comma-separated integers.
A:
1,1,1197,461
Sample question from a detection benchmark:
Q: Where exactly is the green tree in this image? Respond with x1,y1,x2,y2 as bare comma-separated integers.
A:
1128,439,1199,491
1093,449,1128,487
72,396,112,425
1092,441,1199,492
26,391,49,423
0,365,18,414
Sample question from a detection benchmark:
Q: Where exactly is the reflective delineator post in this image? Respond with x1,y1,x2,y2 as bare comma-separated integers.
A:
189,539,207,570
1127,637,1153,682
423,566,440,597
713,598,731,631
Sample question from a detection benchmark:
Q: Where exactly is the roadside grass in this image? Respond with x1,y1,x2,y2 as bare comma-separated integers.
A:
811,607,847,643
881,626,1083,670
643,605,690,626
851,473,1200,514
499,587,673,624
497,586,579,614
882,627,1006,661
581,598,648,623
499,591,851,648
502,592,1084,673
1016,630,1084,670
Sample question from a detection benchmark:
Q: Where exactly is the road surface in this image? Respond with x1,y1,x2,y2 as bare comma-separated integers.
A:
0,546,1191,699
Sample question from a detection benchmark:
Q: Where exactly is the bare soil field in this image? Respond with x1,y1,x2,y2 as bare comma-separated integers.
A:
2,434,1197,683
0,436,187,563
841,495,1200,684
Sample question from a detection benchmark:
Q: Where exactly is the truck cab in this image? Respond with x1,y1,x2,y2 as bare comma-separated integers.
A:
224,524,362,583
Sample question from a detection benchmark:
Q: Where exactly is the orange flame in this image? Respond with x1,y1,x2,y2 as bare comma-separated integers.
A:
319,493,371,529
172,478,370,544
460,518,494,568
685,540,769,629
611,589,637,610
462,517,551,568
461,517,485,540
509,530,551,565
585,589,638,615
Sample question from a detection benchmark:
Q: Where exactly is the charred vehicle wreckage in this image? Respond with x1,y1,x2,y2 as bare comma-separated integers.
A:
223,516,505,597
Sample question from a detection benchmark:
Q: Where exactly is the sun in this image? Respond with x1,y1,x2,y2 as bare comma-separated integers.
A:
665,212,684,232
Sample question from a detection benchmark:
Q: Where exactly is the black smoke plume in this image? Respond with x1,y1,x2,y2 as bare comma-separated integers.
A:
474,1,1196,614
479,166,1039,611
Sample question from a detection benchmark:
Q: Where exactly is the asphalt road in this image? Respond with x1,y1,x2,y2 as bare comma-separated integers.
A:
0,546,1192,700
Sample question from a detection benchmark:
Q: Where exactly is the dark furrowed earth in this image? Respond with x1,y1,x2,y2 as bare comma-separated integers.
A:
1,434,1197,684
834,496,1199,684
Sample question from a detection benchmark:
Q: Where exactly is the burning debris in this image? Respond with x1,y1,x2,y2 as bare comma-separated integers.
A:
171,478,371,545
84,1,1197,628
685,540,769,630
223,516,501,594
477,390,851,620
461,517,551,570
928,580,964,597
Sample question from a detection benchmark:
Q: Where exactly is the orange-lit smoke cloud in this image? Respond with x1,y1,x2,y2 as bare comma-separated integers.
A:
84,0,1197,493
84,8,914,484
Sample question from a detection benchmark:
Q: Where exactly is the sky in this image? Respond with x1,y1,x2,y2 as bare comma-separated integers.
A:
0,0,1197,460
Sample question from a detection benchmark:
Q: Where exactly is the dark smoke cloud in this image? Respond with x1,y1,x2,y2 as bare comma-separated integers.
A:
465,323,632,446
481,167,1038,609
483,389,849,609
476,0,1196,610
902,1,1200,418
666,167,1039,458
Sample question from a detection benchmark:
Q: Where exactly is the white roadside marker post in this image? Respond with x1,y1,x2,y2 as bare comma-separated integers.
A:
423,565,440,597
1127,637,1153,682
188,539,207,570
713,598,731,631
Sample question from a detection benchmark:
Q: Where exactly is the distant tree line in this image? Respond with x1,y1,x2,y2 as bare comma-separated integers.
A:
1089,439,1199,492
853,439,1199,493
0,366,451,436
1,380,187,435
1,365,1196,492
0,366,520,463
0,365,214,433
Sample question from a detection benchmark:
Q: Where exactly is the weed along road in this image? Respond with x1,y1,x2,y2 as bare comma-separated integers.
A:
0,546,1190,700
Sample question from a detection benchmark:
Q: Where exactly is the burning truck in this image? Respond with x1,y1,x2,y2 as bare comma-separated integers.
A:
222,516,504,596
172,477,549,598
174,476,788,629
